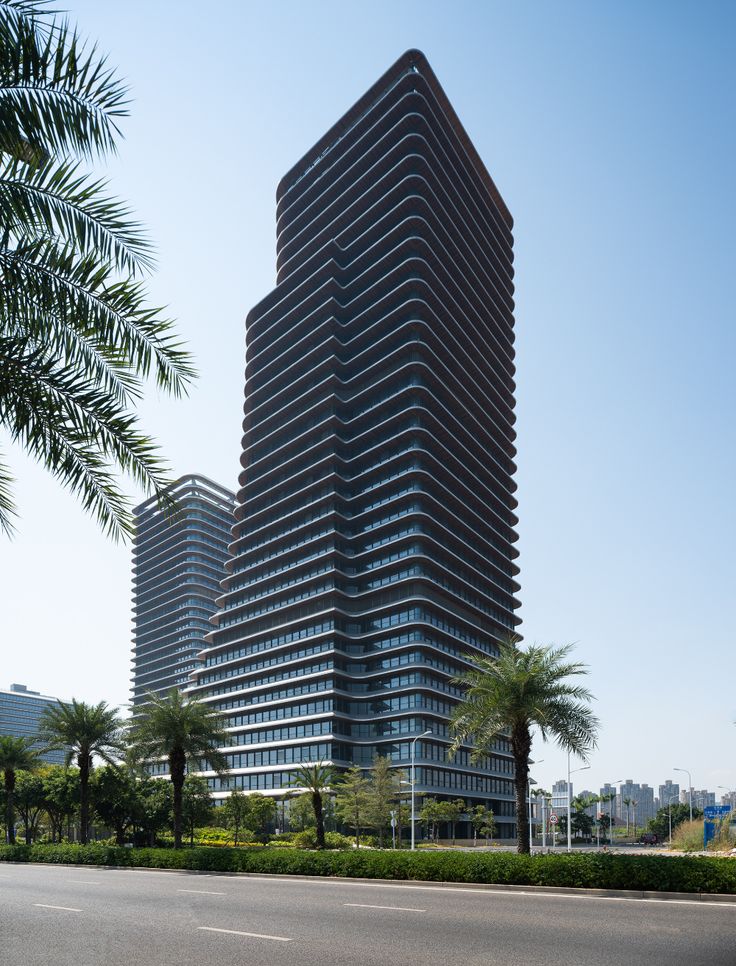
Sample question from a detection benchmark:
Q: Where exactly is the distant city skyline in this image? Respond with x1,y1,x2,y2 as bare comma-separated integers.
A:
0,1,733,793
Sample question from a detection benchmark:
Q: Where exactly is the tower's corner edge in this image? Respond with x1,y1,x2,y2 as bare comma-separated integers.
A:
275,48,512,231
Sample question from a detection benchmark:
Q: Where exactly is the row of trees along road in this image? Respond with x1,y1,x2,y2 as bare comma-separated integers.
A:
1,639,600,853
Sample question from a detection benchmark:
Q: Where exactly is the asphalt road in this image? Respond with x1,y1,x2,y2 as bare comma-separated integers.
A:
1,863,734,966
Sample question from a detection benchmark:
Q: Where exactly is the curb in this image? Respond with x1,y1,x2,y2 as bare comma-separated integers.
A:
5,860,736,905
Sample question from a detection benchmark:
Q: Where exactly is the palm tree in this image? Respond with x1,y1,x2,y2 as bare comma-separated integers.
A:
0,735,40,843
129,690,228,849
288,762,335,849
39,699,125,844
0,0,194,540
450,639,599,854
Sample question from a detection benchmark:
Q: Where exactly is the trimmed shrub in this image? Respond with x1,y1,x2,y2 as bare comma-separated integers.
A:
293,829,318,849
1,844,735,894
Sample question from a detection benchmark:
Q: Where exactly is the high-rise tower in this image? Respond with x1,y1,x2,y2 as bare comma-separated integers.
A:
190,50,521,835
131,475,235,706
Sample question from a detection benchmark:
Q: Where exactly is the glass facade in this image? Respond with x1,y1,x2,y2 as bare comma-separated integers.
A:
188,50,521,835
0,684,64,764
131,475,235,706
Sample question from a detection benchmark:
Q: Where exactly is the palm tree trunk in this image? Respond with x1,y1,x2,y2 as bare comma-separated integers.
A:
511,724,532,854
313,791,325,849
170,748,186,849
79,754,90,845
4,769,16,845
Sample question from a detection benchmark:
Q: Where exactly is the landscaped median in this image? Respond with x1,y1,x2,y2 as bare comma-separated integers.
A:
2,844,736,895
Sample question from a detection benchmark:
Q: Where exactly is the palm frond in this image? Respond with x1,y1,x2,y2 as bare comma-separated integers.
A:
0,1,196,539
0,445,17,535
0,11,128,161
0,157,153,272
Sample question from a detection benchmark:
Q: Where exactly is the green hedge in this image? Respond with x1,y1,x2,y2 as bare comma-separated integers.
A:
1,844,734,894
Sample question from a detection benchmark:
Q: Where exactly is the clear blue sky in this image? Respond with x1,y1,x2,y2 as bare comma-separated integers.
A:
2,1,734,800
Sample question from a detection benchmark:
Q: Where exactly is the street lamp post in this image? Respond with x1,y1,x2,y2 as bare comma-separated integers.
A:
673,767,692,822
527,759,543,853
567,752,590,852
411,730,432,851
528,778,536,853
604,779,623,847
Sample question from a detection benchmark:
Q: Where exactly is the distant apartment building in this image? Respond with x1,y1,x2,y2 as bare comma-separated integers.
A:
659,780,680,810
552,780,571,812
719,790,736,810
614,780,654,824
681,788,716,810
131,475,235,706
0,683,64,764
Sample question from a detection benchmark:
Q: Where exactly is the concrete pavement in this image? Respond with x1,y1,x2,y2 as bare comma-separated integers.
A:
1,862,734,965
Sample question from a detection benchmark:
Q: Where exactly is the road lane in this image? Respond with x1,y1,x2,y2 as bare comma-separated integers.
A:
0,862,733,966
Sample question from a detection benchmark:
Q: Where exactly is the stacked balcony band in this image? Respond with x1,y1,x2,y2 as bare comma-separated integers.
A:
190,50,521,836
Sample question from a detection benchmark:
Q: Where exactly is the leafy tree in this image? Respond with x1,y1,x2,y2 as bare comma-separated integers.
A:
135,777,172,846
450,639,598,854
394,801,411,848
287,789,316,831
222,789,250,846
92,765,141,845
334,765,371,847
181,774,212,847
14,769,44,843
0,734,40,843
438,798,466,845
39,699,125,843
366,755,402,847
471,805,496,846
419,797,443,842
570,795,595,840
40,765,79,842
243,793,276,839
0,0,195,540
128,689,228,848
288,762,335,848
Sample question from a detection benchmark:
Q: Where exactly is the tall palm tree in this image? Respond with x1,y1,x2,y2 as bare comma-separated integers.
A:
39,699,125,844
0,0,194,540
0,734,40,843
450,639,599,854
288,762,335,849
129,690,228,849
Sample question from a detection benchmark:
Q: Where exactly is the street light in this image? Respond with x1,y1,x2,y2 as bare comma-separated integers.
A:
527,759,544,852
528,777,537,853
411,730,432,850
604,779,623,848
673,767,692,822
567,752,590,852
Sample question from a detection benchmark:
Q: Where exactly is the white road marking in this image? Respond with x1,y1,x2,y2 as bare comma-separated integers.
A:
198,926,292,941
178,889,226,896
344,902,426,912
222,877,736,908
33,903,82,912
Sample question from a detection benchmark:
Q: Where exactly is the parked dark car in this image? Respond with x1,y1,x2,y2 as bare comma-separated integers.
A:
639,832,659,846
